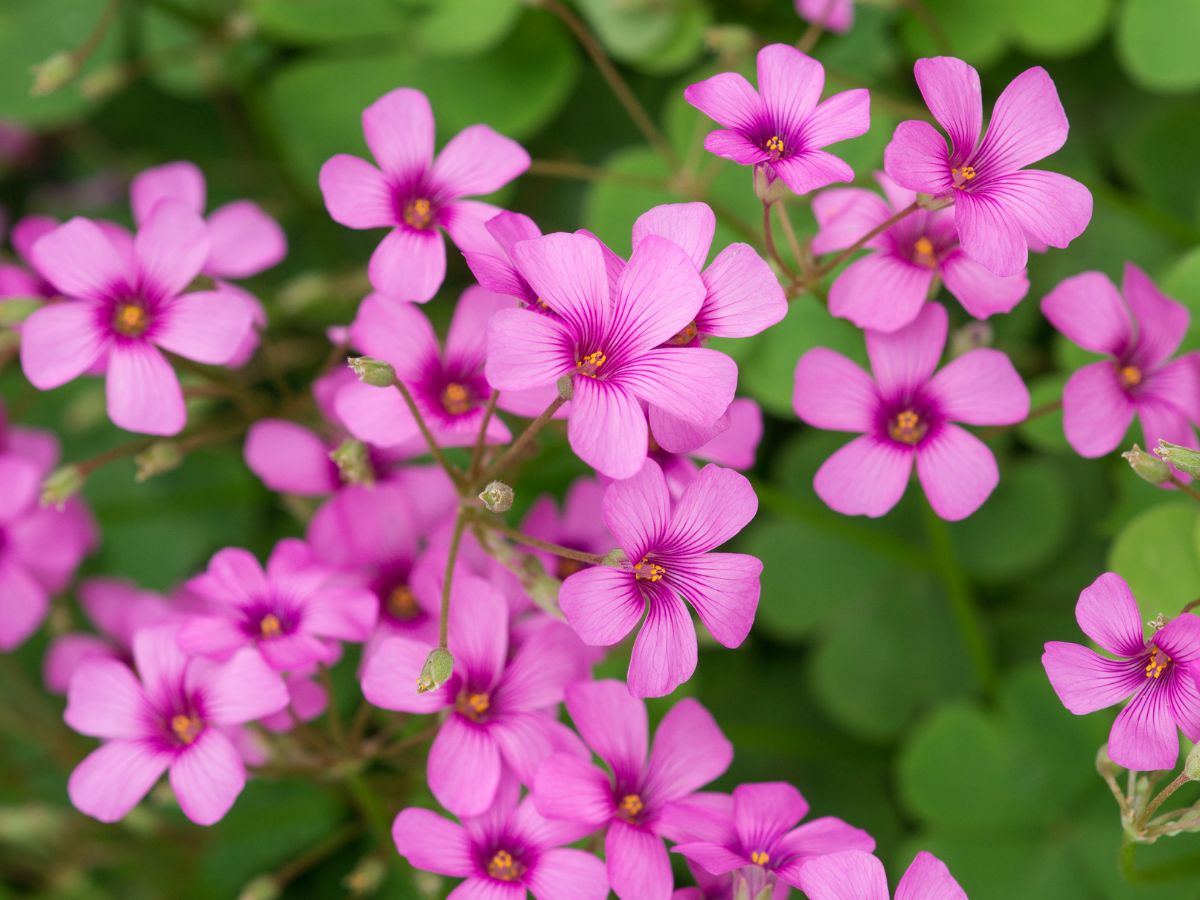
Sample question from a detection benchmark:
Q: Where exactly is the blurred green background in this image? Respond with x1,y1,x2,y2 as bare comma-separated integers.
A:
4,0,1200,897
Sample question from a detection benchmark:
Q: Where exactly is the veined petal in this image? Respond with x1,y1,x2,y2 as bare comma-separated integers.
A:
31,217,130,302
733,782,809,852
915,57,982,156
801,88,870,149
811,187,893,254
894,852,968,900
683,72,764,132
670,552,761,649
884,120,955,195
915,423,998,521
953,191,1029,278
134,200,210,299
632,203,715,271
757,44,824,136
620,348,737,426
1075,572,1148,658
794,850,890,900
1061,361,1135,458
643,696,732,803
533,752,615,827
106,343,186,436
64,658,149,739
926,348,1029,426
1040,271,1130,356
485,306,574,391
976,67,1068,175
169,729,245,825
368,226,445,303
428,715,501,817
68,740,170,823
603,458,671,555
568,378,648,480
610,236,707,357
564,679,648,785
829,252,933,333
815,435,913,518
512,232,609,339
793,348,877,432
628,586,697,699
319,155,395,229
527,848,610,900
774,150,855,196
664,465,757,553
1042,642,1143,714
698,243,786,338
1108,680,1178,771
559,566,644,647
130,161,205,226
983,170,1092,259
1124,263,1190,368
607,821,673,900
154,290,253,365
431,125,529,199
939,249,1029,319
866,301,947,399
392,808,475,877
703,129,772,166
362,87,434,180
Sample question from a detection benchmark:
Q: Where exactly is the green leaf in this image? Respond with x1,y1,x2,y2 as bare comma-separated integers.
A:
1005,0,1110,57
573,0,677,64
408,0,523,58
1117,0,1200,94
249,0,407,45
899,0,1008,69
1108,501,1200,613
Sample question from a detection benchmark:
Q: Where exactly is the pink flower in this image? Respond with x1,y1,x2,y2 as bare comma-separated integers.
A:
796,850,967,900
1041,264,1200,460
0,411,95,651
522,477,613,581
319,87,530,302
361,575,590,816
1043,572,1200,771
684,44,869,195
179,539,378,671
463,210,545,313
813,173,1028,332
485,232,737,479
795,0,853,33
559,460,760,697
793,303,1029,520
534,680,733,900
64,623,288,825
0,215,58,301
653,397,764,498
673,782,874,896
19,201,255,435
394,777,609,900
883,57,1092,277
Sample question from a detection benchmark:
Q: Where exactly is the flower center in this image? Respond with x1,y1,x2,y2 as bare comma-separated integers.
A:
387,585,418,620
751,850,770,866
666,320,699,346
576,350,606,378
633,557,666,582
617,793,644,823
765,135,785,158
1118,364,1143,388
458,691,491,720
1145,645,1170,679
113,302,149,337
913,236,937,268
556,557,586,580
259,613,283,639
403,197,434,229
888,409,927,445
950,165,976,189
441,382,471,415
170,713,202,745
487,849,526,882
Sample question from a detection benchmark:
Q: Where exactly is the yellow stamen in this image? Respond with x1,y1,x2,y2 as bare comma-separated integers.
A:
260,613,283,638
633,557,666,582
442,382,471,415
459,691,490,719
666,321,699,346
114,303,148,337
404,197,434,229
576,350,606,378
913,236,937,267
170,713,201,745
387,585,418,619
765,135,785,155
1119,365,1143,388
487,849,526,882
751,850,770,866
888,409,927,445
1145,645,1170,679
618,794,644,821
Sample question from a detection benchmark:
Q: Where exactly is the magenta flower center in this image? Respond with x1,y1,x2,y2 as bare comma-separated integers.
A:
617,792,644,823
912,236,937,268
403,197,434,230
169,713,203,746
576,350,607,378
457,690,491,721
633,557,666,582
1117,364,1143,389
1145,645,1170,679
888,408,928,445
487,849,526,882
950,165,977,189
113,302,150,337
751,850,770,866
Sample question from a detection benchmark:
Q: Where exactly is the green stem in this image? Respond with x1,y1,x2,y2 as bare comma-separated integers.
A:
763,202,802,282
813,202,920,279
478,396,565,485
468,390,501,485
393,381,464,487
482,520,608,566
439,513,468,650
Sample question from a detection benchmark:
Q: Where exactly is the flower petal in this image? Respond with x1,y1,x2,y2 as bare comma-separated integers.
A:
1043,641,1144,715
154,290,253,365
915,57,982,156
1124,263,1190,368
793,348,877,432
31,217,130,302
568,378,648,479
485,306,574,391
812,187,893,254
1108,680,1179,772
734,782,809,852
670,552,761,649
643,696,732,802
894,851,968,900
361,635,452,714
428,715,501,817
392,807,475,877
106,343,186,436
431,125,529,199
135,200,210,299
363,87,434,180
983,170,1092,261
632,203,715,271
610,236,707,357
243,420,337,496
866,301,946,399
671,842,746,876
814,435,913,518
703,129,771,165
1075,571,1147,658
1061,361,1135,457
926,348,1029,426
802,88,870,148
621,348,737,427
1040,271,1130,356
606,821,673,900
368,226,445,302
132,624,190,709
939,248,1029,319
884,120,954,195
915,423,998,521
528,848,610,900
19,300,107,389
684,72,764,131
628,588,697,699
170,729,245,825
698,242,786,338
564,679,648,785
829,252,933,333
533,752,615,827
774,150,855,196
952,190,1029,278
68,740,170,823
774,816,875,862
130,161,205,226
319,155,395,229
64,658,148,739
664,464,757,553
794,850,890,900
205,201,288,278
513,232,609,338
559,565,644,647
976,67,1067,174
198,648,289,725
758,44,824,135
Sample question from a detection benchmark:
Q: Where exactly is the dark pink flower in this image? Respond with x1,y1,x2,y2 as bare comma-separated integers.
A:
813,173,1028,332
1041,264,1200,460
394,777,609,899
19,202,254,435
684,44,869,195
884,57,1092,277
795,0,853,33
361,575,590,816
522,477,613,581
793,303,1029,520
1043,572,1200,771
64,623,288,824
534,680,733,900
797,850,967,900
319,87,530,302
485,232,736,479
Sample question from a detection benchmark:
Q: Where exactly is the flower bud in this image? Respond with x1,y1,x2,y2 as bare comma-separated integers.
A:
80,64,130,102
478,481,514,513
41,465,84,509
237,875,281,900
1156,440,1200,479
135,441,183,482
601,548,628,568
30,52,76,98
329,438,374,486
917,193,954,211
417,648,454,693
949,321,992,358
556,374,574,401
347,356,396,388
1123,444,1171,486
1184,742,1200,781
344,856,386,896
1096,744,1121,778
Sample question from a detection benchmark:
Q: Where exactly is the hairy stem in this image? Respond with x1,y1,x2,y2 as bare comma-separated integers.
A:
393,380,464,486
481,519,609,566
469,390,501,485
763,202,802,282
813,202,920,279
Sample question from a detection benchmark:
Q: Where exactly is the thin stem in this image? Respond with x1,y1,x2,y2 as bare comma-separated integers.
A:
813,202,921,279
483,520,608,566
1141,773,1190,826
776,201,810,277
763,202,802,282
271,824,360,888
469,390,501,485
540,0,678,166
1181,598,1200,614
976,397,1062,440
796,0,836,54
1100,766,1134,820
1169,475,1200,504
478,395,566,485
393,381,464,486
318,664,346,751
439,513,468,650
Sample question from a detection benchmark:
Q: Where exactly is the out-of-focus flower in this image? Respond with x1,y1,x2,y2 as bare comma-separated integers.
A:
64,623,288,825
684,44,869,195
1043,572,1200,772
1042,264,1200,462
813,173,1028,332
884,57,1091,277
534,680,733,900
795,0,853,33
522,477,613,581
793,303,1029,520
319,87,529,302
652,397,764,498
796,850,967,900
0,216,59,302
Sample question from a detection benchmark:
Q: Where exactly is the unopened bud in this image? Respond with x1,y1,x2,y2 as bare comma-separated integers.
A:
0,298,41,326
134,441,183,482
917,193,954,211
753,169,791,205
80,65,129,102
237,875,281,900
347,356,396,388
1123,444,1171,486
1156,440,1200,479
556,374,574,401
344,856,386,895
416,647,454,693
30,52,76,97
41,465,84,508
478,481,513,513
1096,744,1121,778
329,438,374,486
601,548,628,568
1184,743,1200,781
950,321,992,358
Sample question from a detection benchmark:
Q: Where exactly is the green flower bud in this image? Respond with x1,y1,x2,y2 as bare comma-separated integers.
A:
1184,742,1200,781
347,356,396,388
80,64,130,102
134,441,183,482
601,548,628,568
30,52,76,98
1096,744,1121,777
556,374,574,401
1123,444,1171,486
917,193,954,211
1156,440,1200,479
237,875,281,900
0,298,42,327
329,438,374,486
417,648,454,693
41,465,84,509
478,481,514,513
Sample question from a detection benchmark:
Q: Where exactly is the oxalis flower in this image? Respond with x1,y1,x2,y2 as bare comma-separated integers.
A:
19,200,254,435
485,232,737,479
672,782,875,897
795,0,853,33
793,303,1029,521
796,850,968,900
883,56,1092,277
684,43,869,195
394,777,609,900
559,459,760,697
533,680,733,900
813,172,1028,332
64,623,288,825
1041,264,1200,461
319,87,530,302
1043,572,1200,771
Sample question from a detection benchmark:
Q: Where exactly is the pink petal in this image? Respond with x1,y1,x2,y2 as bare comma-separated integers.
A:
773,150,855,195
953,190,1030,278
512,232,609,335
559,565,644,647
643,696,732,802
133,624,190,708
441,199,506,253
495,621,589,711
392,807,475,877
604,458,671,553
665,465,757,553
670,553,760,648
795,0,853,31
734,782,809,850
19,300,107,389
632,203,715,271
64,658,148,739
369,226,445,302
446,574,509,689
446,285,512,371
802,89,870,148
363,87,434,180
811,187,892,255
703,130,771,165
757,44,824,134
939,248,1029,319
464,248,529,300
976,67,1067,174
319,155,395,229
450,879,525,900
866,301,946,398
31,217,130,301
490,712,580,788
884,120,954,195
44,634,115,694
915,423,998,521
649,405,728,456
1137,399,1197,462
926,348,1029,426
106,343,186,435
671,841,746,876
1061,361,1135,457
606,821,674,900
698,243,786,338
243,420,337,496
485,306,574,391
431,125,530,199
361,635,452,713
620,348,737,427
335,378,419,448
154,290,253,365
202,547,269,604
795,850,890,900
915,57,982,156
1168,663,1200,741
134,200,210,299
204,201,287,278
1109,678,1180,770
1076,572,1151,657
894,851,968,900
177,615,248,661
829,252,933,333
198,648,289,725
68,740,170,823
684,72,764,131
533,753,615,826
1042,641,1143,715
170,728,245,825
428,715,501,817
304,584,378,643
0,558,49,651
528,848,609,900
793,348,878,432
130,161,205,226
258,631,335,671
0,456,38,523
1124,263,1190,368
564,679,648,783
1041,271,1130,355
814,435,913,518
774,816,875,862
692,398,762,469
568,378,648,479
984,170,1092,261
1154,613,1200,665
350,292,440,380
